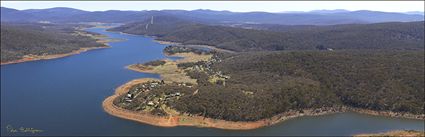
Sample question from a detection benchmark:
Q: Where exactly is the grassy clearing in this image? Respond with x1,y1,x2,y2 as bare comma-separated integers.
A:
128,52,212,84
172,53,212,63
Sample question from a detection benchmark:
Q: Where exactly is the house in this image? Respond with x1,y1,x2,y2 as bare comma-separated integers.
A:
126,93,134,99
125,93,134,102
147,101,154,106
153,97,160,103
192,89,199,95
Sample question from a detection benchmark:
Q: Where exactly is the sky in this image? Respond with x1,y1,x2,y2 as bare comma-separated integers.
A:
1,1,424,13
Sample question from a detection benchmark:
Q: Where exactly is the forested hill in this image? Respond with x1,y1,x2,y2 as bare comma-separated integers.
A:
172,50,424,121
1,23,106,62
108,16,197,37
110,18,424,52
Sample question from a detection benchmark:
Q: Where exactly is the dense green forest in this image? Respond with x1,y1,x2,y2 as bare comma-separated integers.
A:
110,16,424,52
1,23,106,62
164,50,424,121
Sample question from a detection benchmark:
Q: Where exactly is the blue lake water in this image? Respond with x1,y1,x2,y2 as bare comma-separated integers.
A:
1,28,424,136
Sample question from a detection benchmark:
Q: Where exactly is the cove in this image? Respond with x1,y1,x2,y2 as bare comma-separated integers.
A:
1,27,423,136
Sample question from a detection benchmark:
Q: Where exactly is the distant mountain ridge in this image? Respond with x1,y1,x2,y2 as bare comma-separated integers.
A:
404,11,425,15
1,7,423,25
108,15,198,36
109,16,424,52
309,9,351,14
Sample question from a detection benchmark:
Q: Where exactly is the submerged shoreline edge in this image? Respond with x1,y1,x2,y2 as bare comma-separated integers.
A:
1,46,109,65
102,76,425,130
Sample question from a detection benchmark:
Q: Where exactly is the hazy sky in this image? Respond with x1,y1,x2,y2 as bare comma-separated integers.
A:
2,1,424,13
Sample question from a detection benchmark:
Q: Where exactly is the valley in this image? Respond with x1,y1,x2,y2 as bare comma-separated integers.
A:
1,4,424,136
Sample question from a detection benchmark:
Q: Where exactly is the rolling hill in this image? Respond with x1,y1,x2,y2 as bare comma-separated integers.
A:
109,16,424,52
1,7,423,25
1,23,106,62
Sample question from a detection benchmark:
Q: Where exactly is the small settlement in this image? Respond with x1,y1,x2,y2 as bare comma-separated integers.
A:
186,54,231,86
117,79,195,116
117,46,231,117
123,80,166,103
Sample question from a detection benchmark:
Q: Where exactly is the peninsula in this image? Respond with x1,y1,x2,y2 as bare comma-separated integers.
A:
102,15,424,129
103,48,342,129
0,23,120,65
103,45,424,129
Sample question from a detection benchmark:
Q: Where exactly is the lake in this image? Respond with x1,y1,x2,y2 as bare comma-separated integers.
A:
1,28,423,136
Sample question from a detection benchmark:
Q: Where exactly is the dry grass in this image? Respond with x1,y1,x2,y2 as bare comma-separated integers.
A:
127,52,212,84
73,30,124,45
169,53,212,63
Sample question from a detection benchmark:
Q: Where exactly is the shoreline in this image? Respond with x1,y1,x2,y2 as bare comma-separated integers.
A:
1,27,124,66
346,107,425,120
126,53,211,84
102,30,424,130
104,53,424,130
102,77,345,130
104,79,425,130
103,76,425,130
107,29,235,54
1,46,108,65
354,130,425,137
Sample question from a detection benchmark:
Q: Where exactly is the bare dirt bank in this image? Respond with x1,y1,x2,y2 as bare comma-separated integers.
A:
1,47,108,65
103,52,349,130
355,130,425,137
103,77,346,130
126,52,211,84
103,42,424,130
346,107,425,120
104,90,424,130
1,26,123,65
